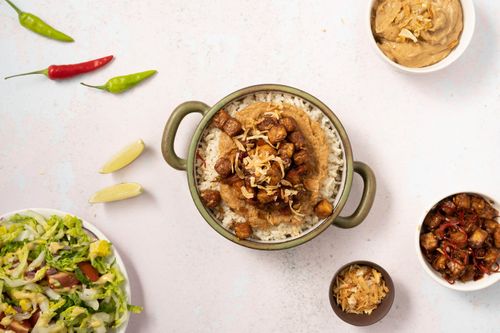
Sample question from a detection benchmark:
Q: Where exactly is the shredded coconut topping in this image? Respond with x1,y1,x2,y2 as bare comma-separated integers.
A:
333,265,389,315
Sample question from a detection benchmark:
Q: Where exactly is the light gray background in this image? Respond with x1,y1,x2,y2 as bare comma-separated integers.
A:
0,1,499,332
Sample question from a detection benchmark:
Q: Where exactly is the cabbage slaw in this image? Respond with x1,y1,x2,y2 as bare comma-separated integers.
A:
0,211,141,332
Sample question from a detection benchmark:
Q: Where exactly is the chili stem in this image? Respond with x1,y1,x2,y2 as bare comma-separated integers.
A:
4,0,22,15
4,69,47,80
80,82,106,90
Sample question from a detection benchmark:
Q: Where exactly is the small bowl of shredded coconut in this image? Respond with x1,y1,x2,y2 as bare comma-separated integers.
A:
329,261,395,326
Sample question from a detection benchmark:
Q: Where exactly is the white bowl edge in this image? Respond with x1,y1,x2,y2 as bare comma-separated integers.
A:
367,0,476,74
415,192,500,292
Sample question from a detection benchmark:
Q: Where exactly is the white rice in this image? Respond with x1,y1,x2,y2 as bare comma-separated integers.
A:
196,92,345,241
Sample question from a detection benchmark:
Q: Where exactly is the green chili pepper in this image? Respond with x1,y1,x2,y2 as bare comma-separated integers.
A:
4,0,74,42
80,70,158,94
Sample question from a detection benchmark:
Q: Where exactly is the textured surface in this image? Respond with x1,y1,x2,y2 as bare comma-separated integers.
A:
0,1,499,332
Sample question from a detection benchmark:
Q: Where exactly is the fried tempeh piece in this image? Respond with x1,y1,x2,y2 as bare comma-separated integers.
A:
214,157,233,178
469,228,488,248
212,110,231,129
314,199,333,219
420,232,439,251
256,116,278,131
201,190,221,208
268,124,287,144
222,118,243,137
279,117,297,132
234,222,252,239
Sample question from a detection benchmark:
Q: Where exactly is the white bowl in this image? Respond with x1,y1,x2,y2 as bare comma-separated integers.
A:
415,192,500,291
367,0,476,73
0,208,131,332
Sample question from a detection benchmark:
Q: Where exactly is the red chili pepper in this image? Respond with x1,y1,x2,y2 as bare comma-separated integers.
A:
440,242,466,268
442,240,458,251
436,221,459,239
477,264,491,275
4,55,114,80
471,254,487,276
456,225,468,238
196,150,206,168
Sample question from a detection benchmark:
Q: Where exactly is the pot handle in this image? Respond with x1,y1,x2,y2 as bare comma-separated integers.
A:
161,101,210,171
333,161,376,229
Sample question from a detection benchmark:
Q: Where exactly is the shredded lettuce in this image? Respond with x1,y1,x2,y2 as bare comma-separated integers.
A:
45,245,89,272
0,213,141,332
60,305,88,327
10,244,30,278
0,223,24,245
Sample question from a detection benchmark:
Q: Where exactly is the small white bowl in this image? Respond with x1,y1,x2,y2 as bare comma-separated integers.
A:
415,192,500,291
0,208,132,332
367,0,476,73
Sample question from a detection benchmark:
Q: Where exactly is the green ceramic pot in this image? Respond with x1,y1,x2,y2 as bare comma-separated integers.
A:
161,84,376,250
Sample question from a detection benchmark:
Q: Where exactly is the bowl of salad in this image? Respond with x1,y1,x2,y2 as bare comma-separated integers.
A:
0,208,142,333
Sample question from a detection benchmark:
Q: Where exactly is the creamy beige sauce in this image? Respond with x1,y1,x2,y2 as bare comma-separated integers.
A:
218,102,329,230
372,0,463,68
